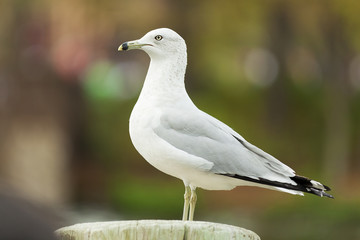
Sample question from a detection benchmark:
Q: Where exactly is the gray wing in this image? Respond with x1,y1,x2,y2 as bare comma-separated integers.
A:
153,107,296,184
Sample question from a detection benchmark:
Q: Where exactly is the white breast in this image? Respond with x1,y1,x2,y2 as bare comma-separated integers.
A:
129,100,220,187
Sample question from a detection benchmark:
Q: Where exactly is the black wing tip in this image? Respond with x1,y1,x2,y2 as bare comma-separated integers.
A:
219,173,334,199
291,175,334,199
323,184,331,191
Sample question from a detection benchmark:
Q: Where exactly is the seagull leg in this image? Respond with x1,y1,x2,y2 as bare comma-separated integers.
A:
182,185,191,221
188,187,197,221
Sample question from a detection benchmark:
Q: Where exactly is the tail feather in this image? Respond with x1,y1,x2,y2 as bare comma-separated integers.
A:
307,187,333,198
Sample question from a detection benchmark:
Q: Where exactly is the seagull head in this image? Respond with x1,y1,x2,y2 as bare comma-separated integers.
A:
118,28,187,59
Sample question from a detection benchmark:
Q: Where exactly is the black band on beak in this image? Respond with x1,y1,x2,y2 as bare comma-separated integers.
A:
121,42,129,51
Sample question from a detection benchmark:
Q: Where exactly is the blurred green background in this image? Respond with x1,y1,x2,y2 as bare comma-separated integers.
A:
0,0,359,239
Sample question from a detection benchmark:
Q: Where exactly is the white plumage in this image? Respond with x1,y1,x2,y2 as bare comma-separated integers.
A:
118,28,333,221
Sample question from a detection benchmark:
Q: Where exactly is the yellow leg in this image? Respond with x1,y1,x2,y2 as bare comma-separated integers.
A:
188,187,197,221
182,186,191,221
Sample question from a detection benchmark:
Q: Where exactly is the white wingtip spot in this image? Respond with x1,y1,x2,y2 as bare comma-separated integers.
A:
310,180,325,190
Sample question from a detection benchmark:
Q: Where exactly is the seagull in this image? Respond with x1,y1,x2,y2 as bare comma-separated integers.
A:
118,28,333,221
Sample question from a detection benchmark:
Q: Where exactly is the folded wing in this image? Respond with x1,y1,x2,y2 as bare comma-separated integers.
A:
154,107,296,185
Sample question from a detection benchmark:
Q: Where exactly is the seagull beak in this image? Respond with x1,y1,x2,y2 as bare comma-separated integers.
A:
118,40,151,51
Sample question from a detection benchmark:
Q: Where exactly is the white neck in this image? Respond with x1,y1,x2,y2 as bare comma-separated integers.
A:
138,53,189,103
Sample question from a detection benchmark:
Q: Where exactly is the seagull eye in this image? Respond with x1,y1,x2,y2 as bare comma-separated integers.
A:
155,35,163,41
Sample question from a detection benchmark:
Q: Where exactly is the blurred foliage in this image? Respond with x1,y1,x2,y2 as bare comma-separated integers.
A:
82,60,124,100
262,198,360,239
1,0,360,239
109,175,183,219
